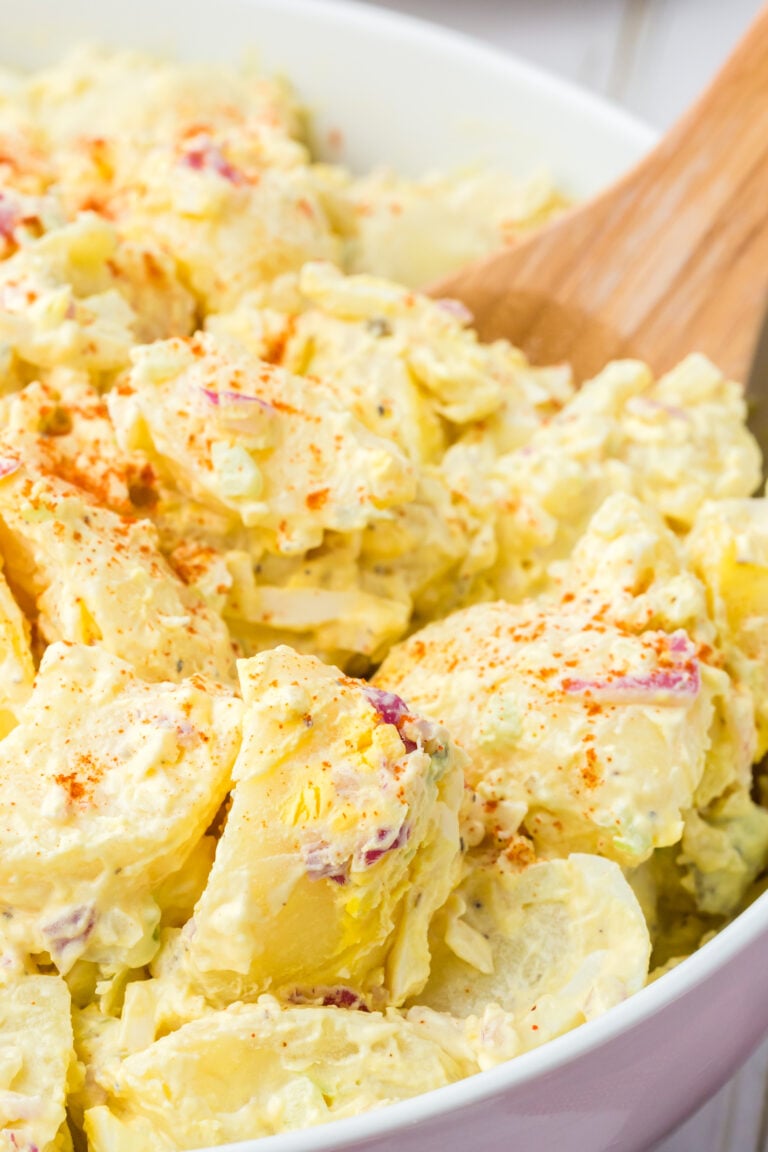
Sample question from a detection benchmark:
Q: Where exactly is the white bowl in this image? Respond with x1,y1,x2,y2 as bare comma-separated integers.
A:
5,2,768,1150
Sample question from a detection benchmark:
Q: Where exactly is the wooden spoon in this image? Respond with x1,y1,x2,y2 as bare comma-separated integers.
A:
432,4,768,389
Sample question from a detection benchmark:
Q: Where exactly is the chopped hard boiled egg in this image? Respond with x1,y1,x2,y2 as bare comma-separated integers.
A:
110,332,416,554
181,645,464,1006
0,642,241,971
0,456,236,684
409,853,650,1065
83,996,477,1151
0,974,75,1152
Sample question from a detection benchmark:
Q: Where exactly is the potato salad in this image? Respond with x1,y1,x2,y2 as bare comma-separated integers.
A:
0,46,764,1152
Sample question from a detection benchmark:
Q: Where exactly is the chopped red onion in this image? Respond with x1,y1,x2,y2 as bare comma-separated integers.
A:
304,821,412,883
362,685,417,752
42,905,96,958
668,630,695,656
435,297,474,325
288,986,371,1012
362,822,410,867
200,386,272,411
304,843,349,885
0,195,19,243
632,396,690,421
181,139,245,185
320,987,370,1011
362,686,409,727
0,457,21,480
154,714,200,748
9,1133,39,1152
563,667,700,702
562,631,701,703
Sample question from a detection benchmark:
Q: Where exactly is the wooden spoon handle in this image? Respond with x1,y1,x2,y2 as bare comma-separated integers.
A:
439,4,768,383
590,3,768,378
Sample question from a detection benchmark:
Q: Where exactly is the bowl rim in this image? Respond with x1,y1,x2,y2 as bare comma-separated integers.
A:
251,0,659,156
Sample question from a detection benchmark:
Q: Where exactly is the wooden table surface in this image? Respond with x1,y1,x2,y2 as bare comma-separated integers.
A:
365,0,768,1148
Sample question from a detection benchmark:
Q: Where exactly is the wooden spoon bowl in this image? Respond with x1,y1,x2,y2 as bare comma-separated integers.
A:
433,5,768,394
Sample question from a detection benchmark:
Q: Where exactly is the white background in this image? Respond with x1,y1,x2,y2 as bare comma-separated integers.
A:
364,1,768,1149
